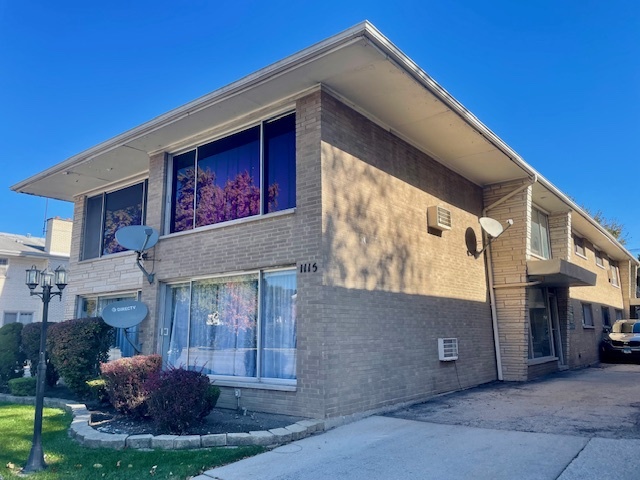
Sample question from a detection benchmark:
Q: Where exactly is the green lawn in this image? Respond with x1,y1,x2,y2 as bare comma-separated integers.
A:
0,402,263,480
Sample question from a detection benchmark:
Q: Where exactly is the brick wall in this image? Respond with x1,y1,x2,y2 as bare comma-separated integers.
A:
483,180,531,381
319,90,496,417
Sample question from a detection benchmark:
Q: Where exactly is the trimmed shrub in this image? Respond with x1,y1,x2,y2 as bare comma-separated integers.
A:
47,318,114,398
0,322,25,387
147,367,220,434
86,378,109,403
21,322,59,388
100,354,162,416
9,377,37,396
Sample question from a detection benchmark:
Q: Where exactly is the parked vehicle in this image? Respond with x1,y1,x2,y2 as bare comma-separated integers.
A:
600,320,640,362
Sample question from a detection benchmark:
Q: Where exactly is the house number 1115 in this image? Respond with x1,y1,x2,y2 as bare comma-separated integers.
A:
300,263,318,273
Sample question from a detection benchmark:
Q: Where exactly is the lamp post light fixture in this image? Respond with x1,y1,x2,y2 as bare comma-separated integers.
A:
22,265,67,473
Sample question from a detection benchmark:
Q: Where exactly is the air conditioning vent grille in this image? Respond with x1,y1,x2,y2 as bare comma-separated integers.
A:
428,206,452,231
438,337,459,361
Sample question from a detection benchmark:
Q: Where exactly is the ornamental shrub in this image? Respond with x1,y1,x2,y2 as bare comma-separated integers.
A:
100,354,162,416
47,318,114,398
21,322,59,388
0,322,25,387
146,367,220,434
86,378,109,403
9,377,37,396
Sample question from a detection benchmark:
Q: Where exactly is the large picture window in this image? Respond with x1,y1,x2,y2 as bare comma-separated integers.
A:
82,181,147,260
169,113,296,233
162,269,297,382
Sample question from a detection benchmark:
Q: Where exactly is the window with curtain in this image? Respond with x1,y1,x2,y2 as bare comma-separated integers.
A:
163,269,297,382
78,293,140,357
169,113,296,233
531,208,551,259
82,181,147,260
610,261,620,287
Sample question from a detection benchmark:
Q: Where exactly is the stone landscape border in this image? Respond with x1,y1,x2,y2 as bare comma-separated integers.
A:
0,394,324,450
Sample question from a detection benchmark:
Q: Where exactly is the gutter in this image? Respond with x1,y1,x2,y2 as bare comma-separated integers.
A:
483,175,538,381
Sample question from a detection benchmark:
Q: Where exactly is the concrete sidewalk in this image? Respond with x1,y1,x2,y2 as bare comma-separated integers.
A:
193,365,640,479
193,415,639,480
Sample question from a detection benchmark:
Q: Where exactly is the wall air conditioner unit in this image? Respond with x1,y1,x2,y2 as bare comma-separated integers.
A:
438,338,459,361
427,206,452,231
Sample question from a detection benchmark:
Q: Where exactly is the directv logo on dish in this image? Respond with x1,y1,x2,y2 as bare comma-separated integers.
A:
111,306,137,313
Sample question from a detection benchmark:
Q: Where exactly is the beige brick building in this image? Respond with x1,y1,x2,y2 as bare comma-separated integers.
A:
13,23,638,421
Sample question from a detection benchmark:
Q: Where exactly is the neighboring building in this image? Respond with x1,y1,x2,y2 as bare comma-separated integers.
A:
0,218,71,327
12,23,638,422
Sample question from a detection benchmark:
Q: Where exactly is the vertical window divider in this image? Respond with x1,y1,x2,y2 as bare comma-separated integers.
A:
256,273,263,381
259,122,265,215
186,281,193,369
192,152,199,230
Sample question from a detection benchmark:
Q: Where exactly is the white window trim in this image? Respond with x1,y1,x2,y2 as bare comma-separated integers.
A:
530,207,552,259
162,267,298,389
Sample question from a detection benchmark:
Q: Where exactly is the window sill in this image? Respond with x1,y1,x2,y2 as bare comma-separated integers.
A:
574,252,587,260
582,324,595,330
211,378,297,392
527,356,558,366
161,208,296,240
78,249,136,264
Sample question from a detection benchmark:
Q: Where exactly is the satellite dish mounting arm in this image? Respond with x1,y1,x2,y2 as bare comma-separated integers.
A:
475,218,513,258
136,228,155,284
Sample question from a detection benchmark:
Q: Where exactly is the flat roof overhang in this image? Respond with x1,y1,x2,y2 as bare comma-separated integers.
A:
527,259,597,288
11,22,531,202
11,21,638,266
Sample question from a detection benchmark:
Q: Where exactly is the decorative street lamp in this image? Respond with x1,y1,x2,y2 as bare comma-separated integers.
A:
22,265,67,473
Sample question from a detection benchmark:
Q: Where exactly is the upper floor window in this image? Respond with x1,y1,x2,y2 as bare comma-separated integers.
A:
82,181,147,260
169,113,296,233
0,258,8,276
595,249,604,267
531,208,551,259
574,234,586,258
610,260,620,287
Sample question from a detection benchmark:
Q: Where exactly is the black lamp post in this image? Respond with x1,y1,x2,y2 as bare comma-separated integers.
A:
22,265,67,474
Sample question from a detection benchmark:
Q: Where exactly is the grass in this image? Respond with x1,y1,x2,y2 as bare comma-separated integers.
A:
0,402,264,480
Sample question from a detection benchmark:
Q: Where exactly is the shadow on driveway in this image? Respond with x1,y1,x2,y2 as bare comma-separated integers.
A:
385,364,640,439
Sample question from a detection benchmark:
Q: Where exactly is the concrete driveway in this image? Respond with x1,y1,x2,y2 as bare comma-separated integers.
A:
194,364,640,480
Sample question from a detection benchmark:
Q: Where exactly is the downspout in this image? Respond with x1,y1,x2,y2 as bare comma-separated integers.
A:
483,174,537,381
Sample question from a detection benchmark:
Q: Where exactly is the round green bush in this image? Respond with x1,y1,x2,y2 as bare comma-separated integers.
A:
0,322,25,387
21,322,59,387
9,377,37,396
47,318,114,398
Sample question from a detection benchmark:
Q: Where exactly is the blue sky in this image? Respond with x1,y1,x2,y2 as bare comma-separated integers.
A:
1,1,638,251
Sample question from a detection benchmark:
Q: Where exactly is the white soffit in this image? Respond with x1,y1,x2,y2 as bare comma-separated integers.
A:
13,23,531,201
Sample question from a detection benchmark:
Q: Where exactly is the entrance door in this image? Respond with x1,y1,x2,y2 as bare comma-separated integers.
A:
548,291,565,366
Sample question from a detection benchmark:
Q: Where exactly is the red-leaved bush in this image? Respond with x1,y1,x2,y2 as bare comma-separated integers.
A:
100,354,162,417
146,367,220,434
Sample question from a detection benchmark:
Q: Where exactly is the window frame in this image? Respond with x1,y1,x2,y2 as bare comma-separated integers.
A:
609,260,620,287
602,306,611,327
530,207,552,259
81,180,148,261
573,234,586,259
161,267,297,388
0,257,8,276
595,249,604,268
3,311,34,325
165,111,296,235
582,303,594,328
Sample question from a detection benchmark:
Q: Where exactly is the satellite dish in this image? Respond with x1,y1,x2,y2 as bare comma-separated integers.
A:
479,217,504,238
115,225,159,284
101,299,148,329
116,225,159,252
465,228,479,257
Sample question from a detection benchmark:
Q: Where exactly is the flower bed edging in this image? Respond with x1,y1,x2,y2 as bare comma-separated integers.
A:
0,393,324,450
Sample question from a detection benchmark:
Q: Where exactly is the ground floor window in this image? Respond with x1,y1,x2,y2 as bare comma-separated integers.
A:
162,268,297,383
528,287,554,359
77,293,140,357
582,303,594,327
3,311,34,325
